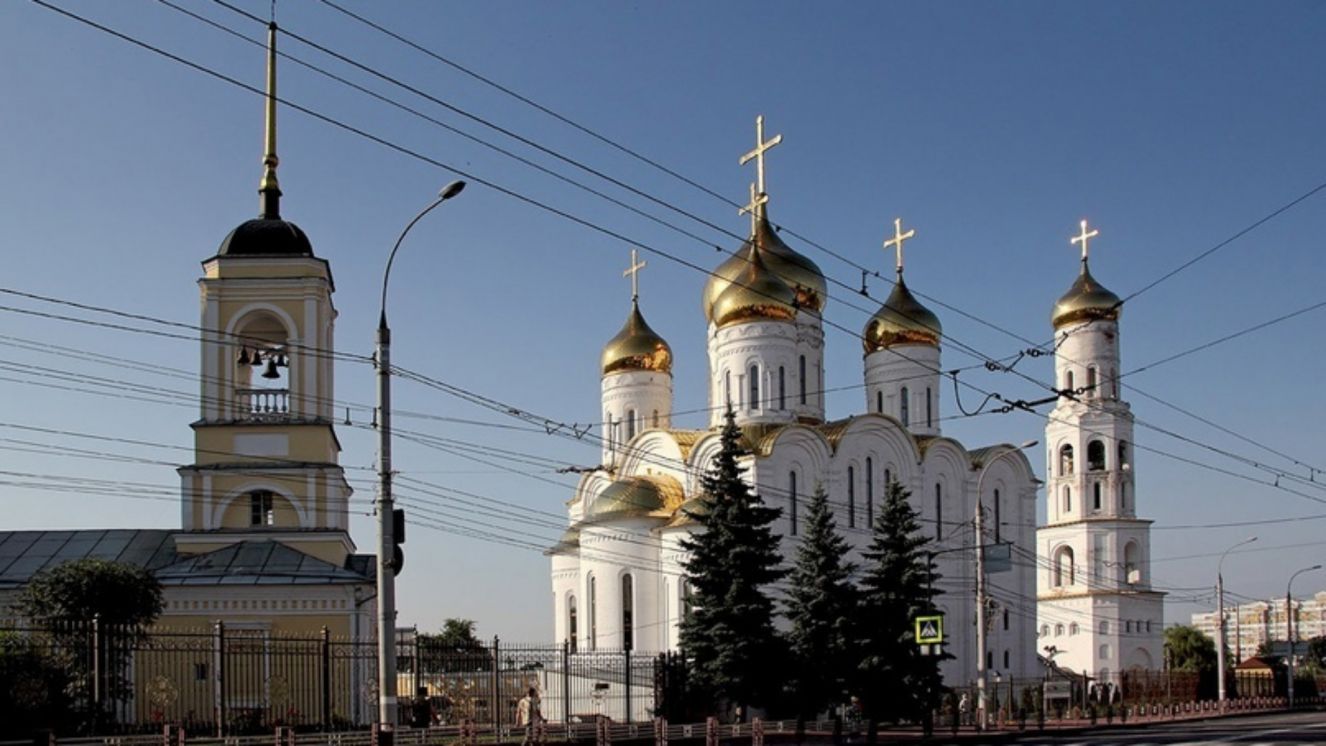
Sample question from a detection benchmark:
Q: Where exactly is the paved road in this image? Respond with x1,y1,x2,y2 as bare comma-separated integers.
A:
992,709,1326,745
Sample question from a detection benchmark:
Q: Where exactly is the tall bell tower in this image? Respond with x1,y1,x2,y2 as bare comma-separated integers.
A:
1037,221,1163,689
176,23,352,565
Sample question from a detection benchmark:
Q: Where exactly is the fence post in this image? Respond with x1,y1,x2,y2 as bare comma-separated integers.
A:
321,626,332,731
214,620,226,738
492,636,501,738
624,645,631,724
562,641,571,728
90,615,102,734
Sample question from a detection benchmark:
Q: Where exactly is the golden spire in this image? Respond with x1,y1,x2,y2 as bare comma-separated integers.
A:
739,115,782,196
883,217,916,276
738,182,768,235
258,21,281,219
1071,219,1099,262
623,248,647,302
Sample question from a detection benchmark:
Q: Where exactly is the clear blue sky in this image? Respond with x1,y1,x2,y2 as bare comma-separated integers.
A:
2,0,1324,641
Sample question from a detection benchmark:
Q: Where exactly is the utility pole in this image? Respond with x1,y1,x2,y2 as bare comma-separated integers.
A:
1286,564,1322,709
1215,536,1257,707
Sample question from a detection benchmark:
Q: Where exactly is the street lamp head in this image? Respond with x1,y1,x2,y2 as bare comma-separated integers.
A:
439,180,466,201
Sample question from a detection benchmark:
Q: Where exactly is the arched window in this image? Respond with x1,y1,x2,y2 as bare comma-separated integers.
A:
876,390,883,414
926,387,933,428
250,490,275,526
789,471,799,536
1070,622,1079,636
1093,482,1102,511
1065,369,1075,393
724,370,732,407
587,574,598,652
876,469,888,527
1059,444,1075,476
847,466,856,529
748,365,759,411
567,595,578,652
799,355,807,405
621,574,635,650
1055,624,1064,637
1053,546,1075,587
865,458,874,530
1040,624,1049,638
900,386,910,426
1087,440,1106,471
1003,650,1010,669
993,488,1002,543
1111,369,1119,398
605,412,614,452
651,410,659,429
1003,609,1010,631
934,482,943,540
778,366,786,410
1124,541,1140,584
1063,486,1072,513
626,409,636,440
1086,366,1098,396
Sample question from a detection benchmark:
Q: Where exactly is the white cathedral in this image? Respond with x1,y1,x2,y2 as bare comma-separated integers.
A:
547,120,1161,691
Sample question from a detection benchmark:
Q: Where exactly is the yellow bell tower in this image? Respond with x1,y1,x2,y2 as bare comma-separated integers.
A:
176,22,353,567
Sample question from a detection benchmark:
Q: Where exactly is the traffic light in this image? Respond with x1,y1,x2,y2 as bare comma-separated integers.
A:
392,508,406,576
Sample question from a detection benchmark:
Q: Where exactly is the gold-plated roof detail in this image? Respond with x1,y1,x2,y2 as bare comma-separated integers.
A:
1051,260,1121,329
703,210,827,321
863,274,942,352
601,300,672,376
258,22,281,220
543,526,581,556
585,475,685,522
666,495,711,529
711,243,798,329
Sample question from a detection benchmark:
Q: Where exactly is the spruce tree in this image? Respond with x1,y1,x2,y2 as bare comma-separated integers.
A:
785,483,858,720
678,408,786,718
855,477,945,731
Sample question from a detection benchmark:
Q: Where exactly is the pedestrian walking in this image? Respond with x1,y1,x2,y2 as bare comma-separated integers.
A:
517,687,543,745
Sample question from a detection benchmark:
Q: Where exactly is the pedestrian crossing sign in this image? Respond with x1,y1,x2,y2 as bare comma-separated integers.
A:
915,614,944,644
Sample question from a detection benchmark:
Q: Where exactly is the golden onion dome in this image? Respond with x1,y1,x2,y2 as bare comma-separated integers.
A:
601,300,672,376
710,243,798,329
703,210,826,322
1052,260,1121,329
586,475,684,523
863,274,943,353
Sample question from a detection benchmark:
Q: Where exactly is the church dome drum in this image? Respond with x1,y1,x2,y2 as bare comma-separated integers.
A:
863,275,942,352
1052,262,1121,328
601,301,672,376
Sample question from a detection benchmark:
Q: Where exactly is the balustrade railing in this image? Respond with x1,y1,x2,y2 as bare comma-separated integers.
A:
234,388,290,420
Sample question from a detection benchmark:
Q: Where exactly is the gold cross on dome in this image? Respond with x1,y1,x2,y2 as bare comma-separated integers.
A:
882,218,916,274
738,183,769,234
1071,219,1099,261
738,115,783,196
623,248,647,300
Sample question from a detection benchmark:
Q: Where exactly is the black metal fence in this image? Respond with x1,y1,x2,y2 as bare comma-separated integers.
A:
0,622,656,738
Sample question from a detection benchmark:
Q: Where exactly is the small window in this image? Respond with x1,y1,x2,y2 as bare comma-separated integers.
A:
749,365,759,411
926,387,933,428
876,390,883,414
900,386,910,426
1003,650,1009,669
626,409,636,440
1065,369,1074,393
1118,441,1129,469
778,366,786,410
1146,620,1152,633
993,488,1001,543
724,370,732,407
877,469,889,527
1069,622,1079,636
934,482,943,540
1063,486,1072,513
1126,620,1133,634
1086,366,1098,396
1110,369,1119,398
1054,546,1075,586
1055,624,1065,637
605,412,614,452
1040,624,1050,638
865,458,874,530
799,355,807,405
1099,644,1111,660
568,596,579,652
789,471,799,536
1003,608,1009,631
1100,621,1109,635
847,466,856,529
622,574,634,650
588,574,598,652
250,491,275,526
1093,482,1102,511
986,651,993,669
651,410,659,428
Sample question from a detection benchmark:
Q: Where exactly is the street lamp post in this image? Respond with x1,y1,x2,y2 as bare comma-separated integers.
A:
376,181,466,739
1286,564,1322,709
1215,536,1257,707
975,439,1036,731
